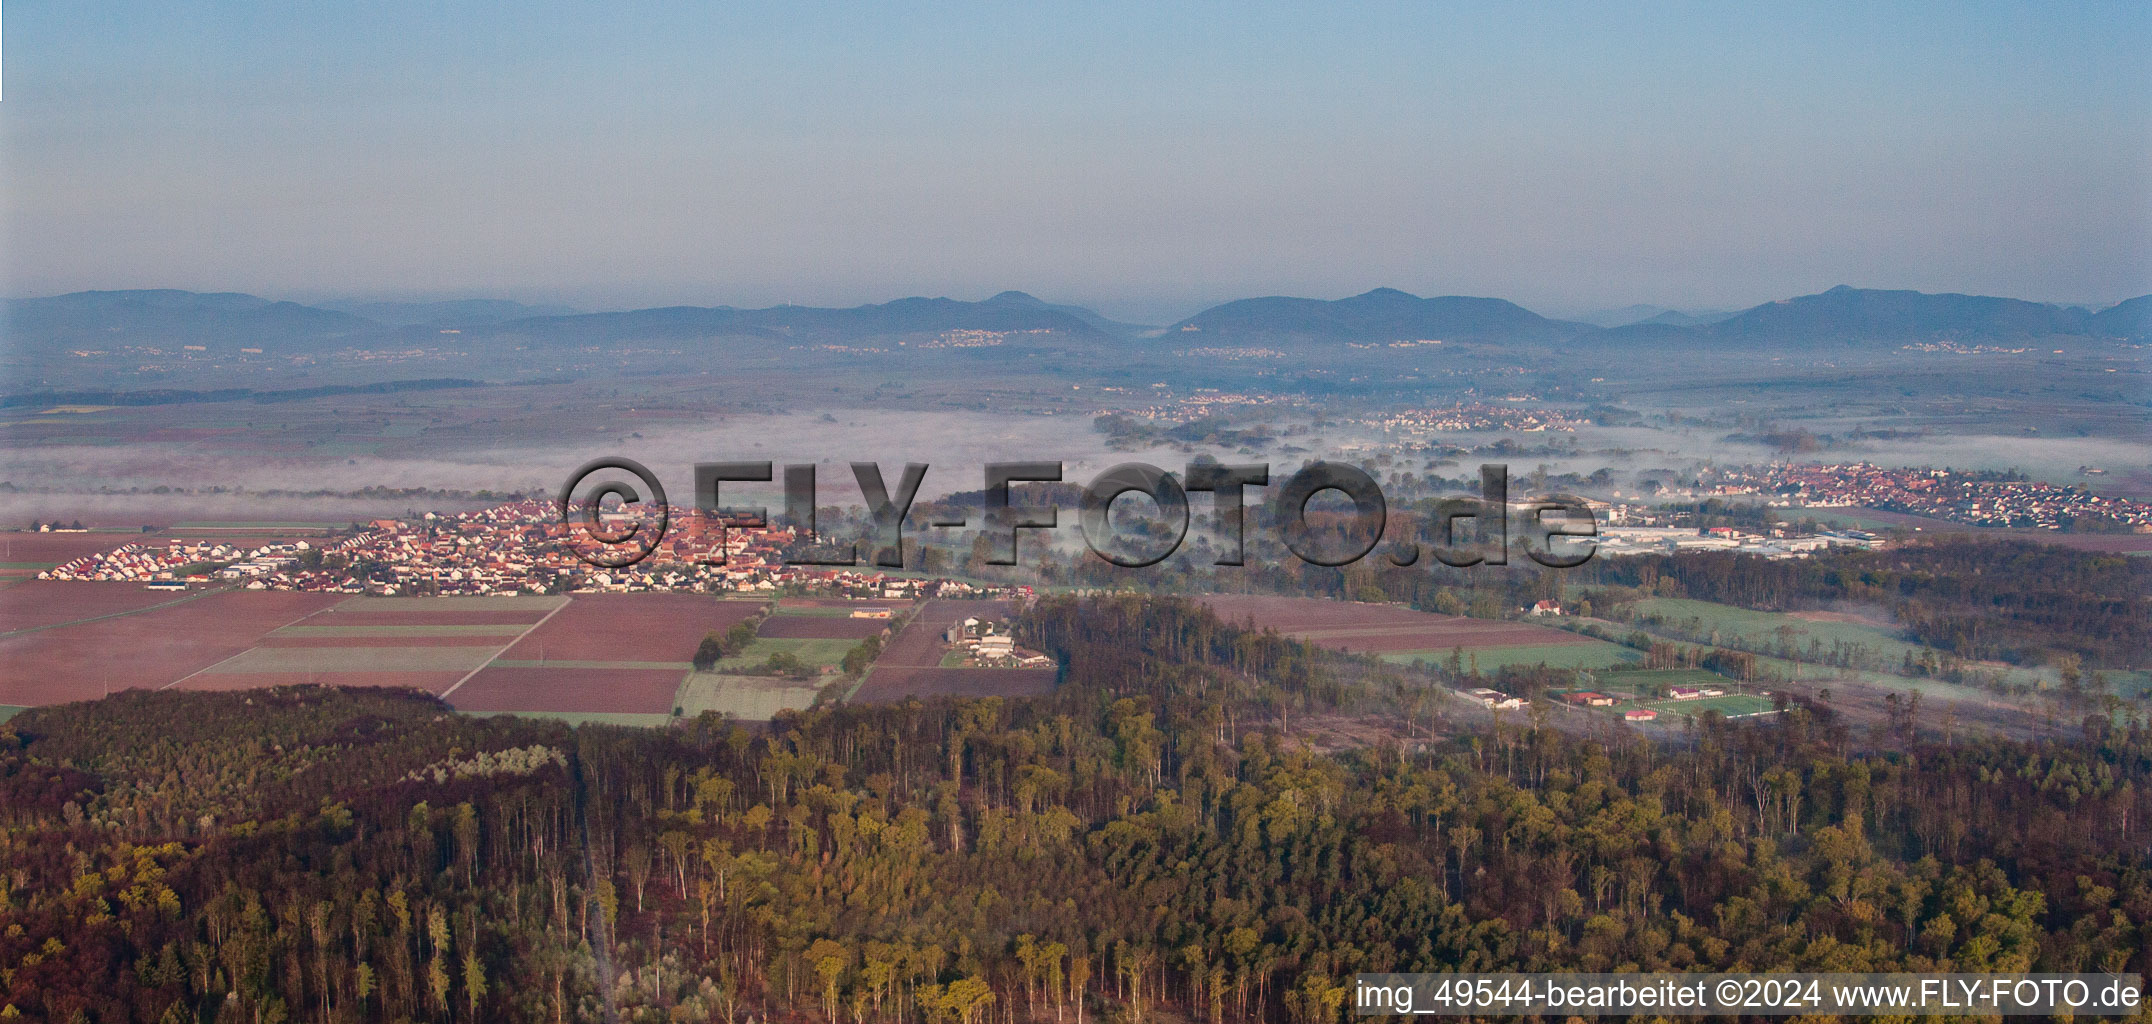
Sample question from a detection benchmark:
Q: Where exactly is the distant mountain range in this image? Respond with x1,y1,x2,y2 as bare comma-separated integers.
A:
5,284,2147,360
311,298,580,327
1166,287,1584,344
1569,304,1740,329
4,289,377,350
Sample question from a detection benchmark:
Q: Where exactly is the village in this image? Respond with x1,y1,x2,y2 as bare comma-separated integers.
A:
35,499,1034,602
1716,462,2152,531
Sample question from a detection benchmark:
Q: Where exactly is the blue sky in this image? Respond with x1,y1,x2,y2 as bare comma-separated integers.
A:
4,2,2147,320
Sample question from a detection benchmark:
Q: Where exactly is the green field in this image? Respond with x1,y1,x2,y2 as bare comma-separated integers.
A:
712,637,857,672
1643,693,1780,719
675,672,829,721
1591,667,1737,697
1631,598,1926,661
0,706,23,724
1627,597,2059,691
1382,640,1640,671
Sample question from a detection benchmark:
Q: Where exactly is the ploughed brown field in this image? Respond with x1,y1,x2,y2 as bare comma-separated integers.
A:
0,532,140,566
850,598,1054,703
1195,594,1591,653
446,666,690,714
756,615,890,639
776,597,915,610
498,594,759,662
0,580,208,632
0,590,740,716
0,589,341,705
252,635,525,648
287,609,553,627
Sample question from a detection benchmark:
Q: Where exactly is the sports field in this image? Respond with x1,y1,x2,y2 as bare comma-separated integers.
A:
755,615,890,639
1641,693,1780,719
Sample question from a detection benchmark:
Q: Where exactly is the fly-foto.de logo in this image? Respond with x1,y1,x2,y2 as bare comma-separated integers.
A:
557,458,1597,571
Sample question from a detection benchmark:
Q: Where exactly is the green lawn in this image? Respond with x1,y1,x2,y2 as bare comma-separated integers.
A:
0,706,24,725
1593,667,1735,693
1643,693,1781,719
1382,641,1640,672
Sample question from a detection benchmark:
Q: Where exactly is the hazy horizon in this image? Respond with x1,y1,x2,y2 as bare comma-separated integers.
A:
5,3,2148,322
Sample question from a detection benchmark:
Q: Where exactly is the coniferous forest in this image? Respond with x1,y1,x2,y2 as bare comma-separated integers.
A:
2,595,2148,1023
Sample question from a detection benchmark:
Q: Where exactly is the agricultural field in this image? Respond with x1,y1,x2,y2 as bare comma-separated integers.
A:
1624,597,2070,694
0,580,215,633
754,615,890,639
1630,597,1925,662
676,672,831,721
497,593,758,663
0,587,786,723
177,594,563,695
467,710,675,728
0,588,342,705
1200,593,1617,677
851,598,1053,702
446,666,691,716
438,594,764,716
1383,639,1640,672
0,706,23,724
773,597,913,616
1199,594,1595,653
0,532,138,580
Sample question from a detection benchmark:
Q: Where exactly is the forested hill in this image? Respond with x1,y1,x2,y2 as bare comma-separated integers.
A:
2,596,2149,1023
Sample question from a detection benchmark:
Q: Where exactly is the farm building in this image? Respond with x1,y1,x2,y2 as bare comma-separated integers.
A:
1624,708,1658,722
1561,691,1614,707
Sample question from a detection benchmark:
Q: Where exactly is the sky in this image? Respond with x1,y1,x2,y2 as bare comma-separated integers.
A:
3,2,2149,323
